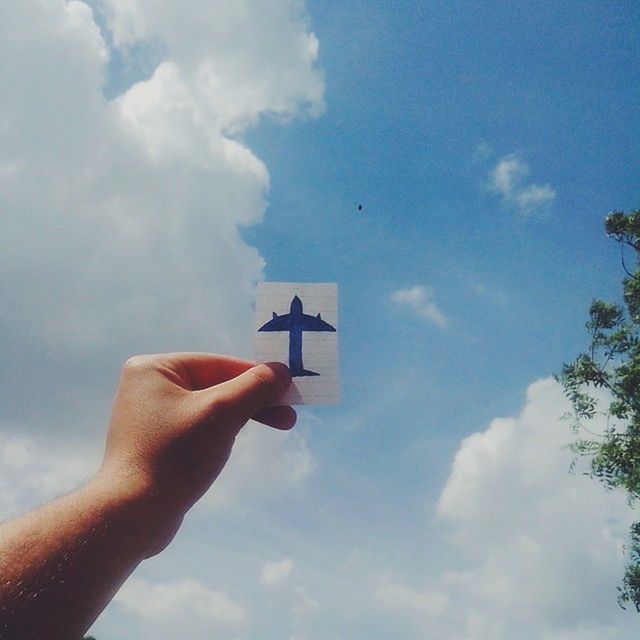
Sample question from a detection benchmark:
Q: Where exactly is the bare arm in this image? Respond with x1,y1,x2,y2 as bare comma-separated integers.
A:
0,353,295,639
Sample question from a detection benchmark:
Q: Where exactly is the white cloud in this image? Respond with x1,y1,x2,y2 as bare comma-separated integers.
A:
259,557,319,624
516,183,557,210
0,0,323,512
331,380,635,639
0,430,98,519
104,0,325,131
489,155,556,215
114,577,246,634
261,558,294,586
391,285,448,328
491,155,528,196
0,0,323,361
197,423,316,512
432,378,636,639
3,3,324,639
0,10,324,638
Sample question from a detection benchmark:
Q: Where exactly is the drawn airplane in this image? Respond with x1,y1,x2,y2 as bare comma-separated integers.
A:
258,295,336,377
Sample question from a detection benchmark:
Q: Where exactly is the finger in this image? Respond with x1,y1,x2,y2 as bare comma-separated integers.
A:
252,405,297,430
163,352,257,389
205,362,292,427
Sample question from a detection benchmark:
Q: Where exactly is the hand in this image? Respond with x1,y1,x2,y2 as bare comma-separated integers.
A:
98,353,295,554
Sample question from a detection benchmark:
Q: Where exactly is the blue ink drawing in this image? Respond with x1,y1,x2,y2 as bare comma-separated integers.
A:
258,295,336,377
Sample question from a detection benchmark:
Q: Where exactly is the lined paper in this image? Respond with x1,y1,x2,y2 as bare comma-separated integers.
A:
254,282,340,406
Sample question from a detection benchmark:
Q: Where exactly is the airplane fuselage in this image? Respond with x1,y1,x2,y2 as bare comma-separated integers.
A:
258,295,336,377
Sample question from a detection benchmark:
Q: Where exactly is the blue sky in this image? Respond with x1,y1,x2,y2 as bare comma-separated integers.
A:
1,1,640,638
248,0,640,494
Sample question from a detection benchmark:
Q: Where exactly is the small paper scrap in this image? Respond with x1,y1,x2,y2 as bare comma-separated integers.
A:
254,282,340,406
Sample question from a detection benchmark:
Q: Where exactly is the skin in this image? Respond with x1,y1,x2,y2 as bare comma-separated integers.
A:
0,353,296,640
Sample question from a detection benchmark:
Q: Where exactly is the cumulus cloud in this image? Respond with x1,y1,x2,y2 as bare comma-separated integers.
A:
104,0,325,127
0,0,323,510
489,155,556,216
1,5,324,637
345,379,635,639
432,378,636,639
114,577,246,634
391,285,448,328
0,0,324,363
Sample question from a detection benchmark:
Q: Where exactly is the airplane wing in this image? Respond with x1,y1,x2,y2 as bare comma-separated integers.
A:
258,312,292,332
299,313,336,332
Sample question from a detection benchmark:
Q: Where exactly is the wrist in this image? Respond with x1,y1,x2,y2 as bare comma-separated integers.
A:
87,468,184,560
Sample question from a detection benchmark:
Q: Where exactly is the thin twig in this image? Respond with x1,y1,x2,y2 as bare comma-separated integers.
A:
621,243,635,278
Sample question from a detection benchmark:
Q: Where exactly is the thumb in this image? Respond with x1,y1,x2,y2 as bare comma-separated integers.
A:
197,362,292,429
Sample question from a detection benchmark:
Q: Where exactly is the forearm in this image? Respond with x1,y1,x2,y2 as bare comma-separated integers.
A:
0,472,172,640
0,355,292,639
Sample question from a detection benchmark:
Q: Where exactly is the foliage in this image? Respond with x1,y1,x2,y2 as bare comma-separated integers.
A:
557,208,640,611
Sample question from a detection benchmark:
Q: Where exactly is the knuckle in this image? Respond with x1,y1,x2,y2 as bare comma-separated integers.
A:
123,354,155,374
246,367,272,386
247,364,282,388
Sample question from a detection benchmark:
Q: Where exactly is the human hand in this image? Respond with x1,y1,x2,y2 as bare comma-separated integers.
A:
98,353,295,554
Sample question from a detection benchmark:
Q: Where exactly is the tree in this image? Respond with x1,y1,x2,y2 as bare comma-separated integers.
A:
557,209,640,611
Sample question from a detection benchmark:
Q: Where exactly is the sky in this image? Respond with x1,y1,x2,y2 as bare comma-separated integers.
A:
1,1,640,638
